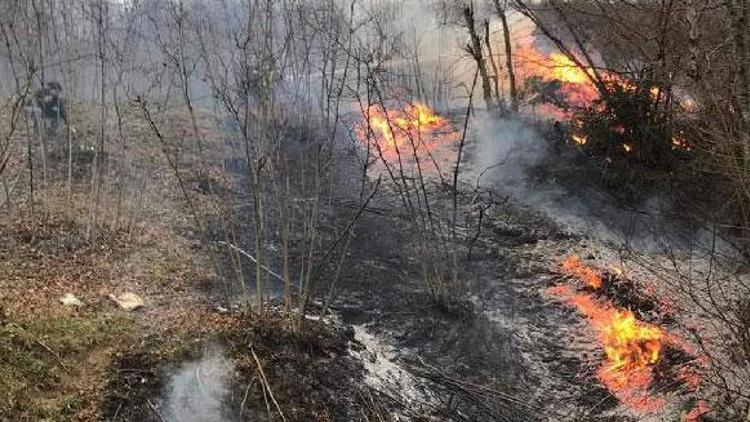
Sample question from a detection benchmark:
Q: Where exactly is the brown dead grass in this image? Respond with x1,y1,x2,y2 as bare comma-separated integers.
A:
0,103,233,420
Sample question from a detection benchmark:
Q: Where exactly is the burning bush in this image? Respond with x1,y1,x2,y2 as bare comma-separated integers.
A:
573,85,689,166
517,43,696,201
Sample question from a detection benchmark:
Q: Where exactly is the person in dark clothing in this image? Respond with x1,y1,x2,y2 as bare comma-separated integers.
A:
31,82,68,139
26,82,72,146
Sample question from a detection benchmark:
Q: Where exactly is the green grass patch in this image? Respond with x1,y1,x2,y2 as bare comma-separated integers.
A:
0,312,140,419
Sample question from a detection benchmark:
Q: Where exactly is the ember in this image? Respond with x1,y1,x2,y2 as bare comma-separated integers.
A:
356,102,458,161
571,134,587,145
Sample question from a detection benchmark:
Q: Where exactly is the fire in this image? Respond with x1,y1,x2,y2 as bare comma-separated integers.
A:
516,44,666,114
550,256,706,414
356,102,458,161
515,44,617,109
547,53,595,85
549,282,665,411
516,45,595,86
557,256,663,409
561,255,602,288
516,43,698,158
680,98,696,112
671,135,691,151
601,311,662,372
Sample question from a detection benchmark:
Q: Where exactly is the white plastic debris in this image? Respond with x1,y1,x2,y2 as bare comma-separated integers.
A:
108,292,145,311
60,293,84,308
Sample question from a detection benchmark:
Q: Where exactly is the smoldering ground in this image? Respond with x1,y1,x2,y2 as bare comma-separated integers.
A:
163,345,235,422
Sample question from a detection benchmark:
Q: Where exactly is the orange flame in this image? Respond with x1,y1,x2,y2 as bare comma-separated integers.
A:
515,43,662,114
561,255,602,288
515,44,606,109
549,283,666,411
551,255,706,414
572,134,587,145
671,136,691,151
356,102,458,161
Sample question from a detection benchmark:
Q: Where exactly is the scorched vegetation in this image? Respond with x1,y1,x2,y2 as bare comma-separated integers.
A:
0,0,749,421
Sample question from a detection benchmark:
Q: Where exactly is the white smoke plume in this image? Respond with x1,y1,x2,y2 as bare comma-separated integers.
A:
164,346,235,422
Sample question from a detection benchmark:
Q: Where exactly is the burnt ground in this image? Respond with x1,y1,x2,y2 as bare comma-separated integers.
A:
334,208,615,420
305,111,715,420
1,97,722,422
138,133,623,421
100,312,404,422
181,124,664,420
321,147,622,420
92,121,705,421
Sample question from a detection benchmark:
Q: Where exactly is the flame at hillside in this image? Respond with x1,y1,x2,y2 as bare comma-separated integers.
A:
549,256,705,413
515,43,676,155
356,102,458,162
514,43,645,116
550,283,665,411
562,255,602,288
516,44,604,109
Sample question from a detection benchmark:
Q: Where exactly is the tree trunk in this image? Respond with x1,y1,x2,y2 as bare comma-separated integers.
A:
483,20,504,111
725,0,750,169
463,6,495,110
494,0,518,112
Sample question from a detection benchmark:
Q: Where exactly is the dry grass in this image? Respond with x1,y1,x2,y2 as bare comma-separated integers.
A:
0,102,232,420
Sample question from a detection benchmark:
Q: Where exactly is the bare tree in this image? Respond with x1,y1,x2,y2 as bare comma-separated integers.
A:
493,0,517,112
462,4,496,111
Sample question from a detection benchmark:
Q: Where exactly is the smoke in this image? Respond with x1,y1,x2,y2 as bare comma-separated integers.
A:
464,113,698,251
466,115,549,189
465,114,736,257
164,346,235,422
335,1,711,253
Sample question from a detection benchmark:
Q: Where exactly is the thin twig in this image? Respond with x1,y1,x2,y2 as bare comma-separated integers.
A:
239,377,257,419
33,337,69,372
251,347,287,422
217,241,287,285
146,399,165,422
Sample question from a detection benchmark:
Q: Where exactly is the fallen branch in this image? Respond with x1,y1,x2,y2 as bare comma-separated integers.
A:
217,241,287,285
8,323,71,373
146,399,165,422
34,337,70,373
251,347,287,422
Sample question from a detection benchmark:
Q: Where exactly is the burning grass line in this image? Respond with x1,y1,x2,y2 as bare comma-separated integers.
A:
356,102,459,165
550,255,705,414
